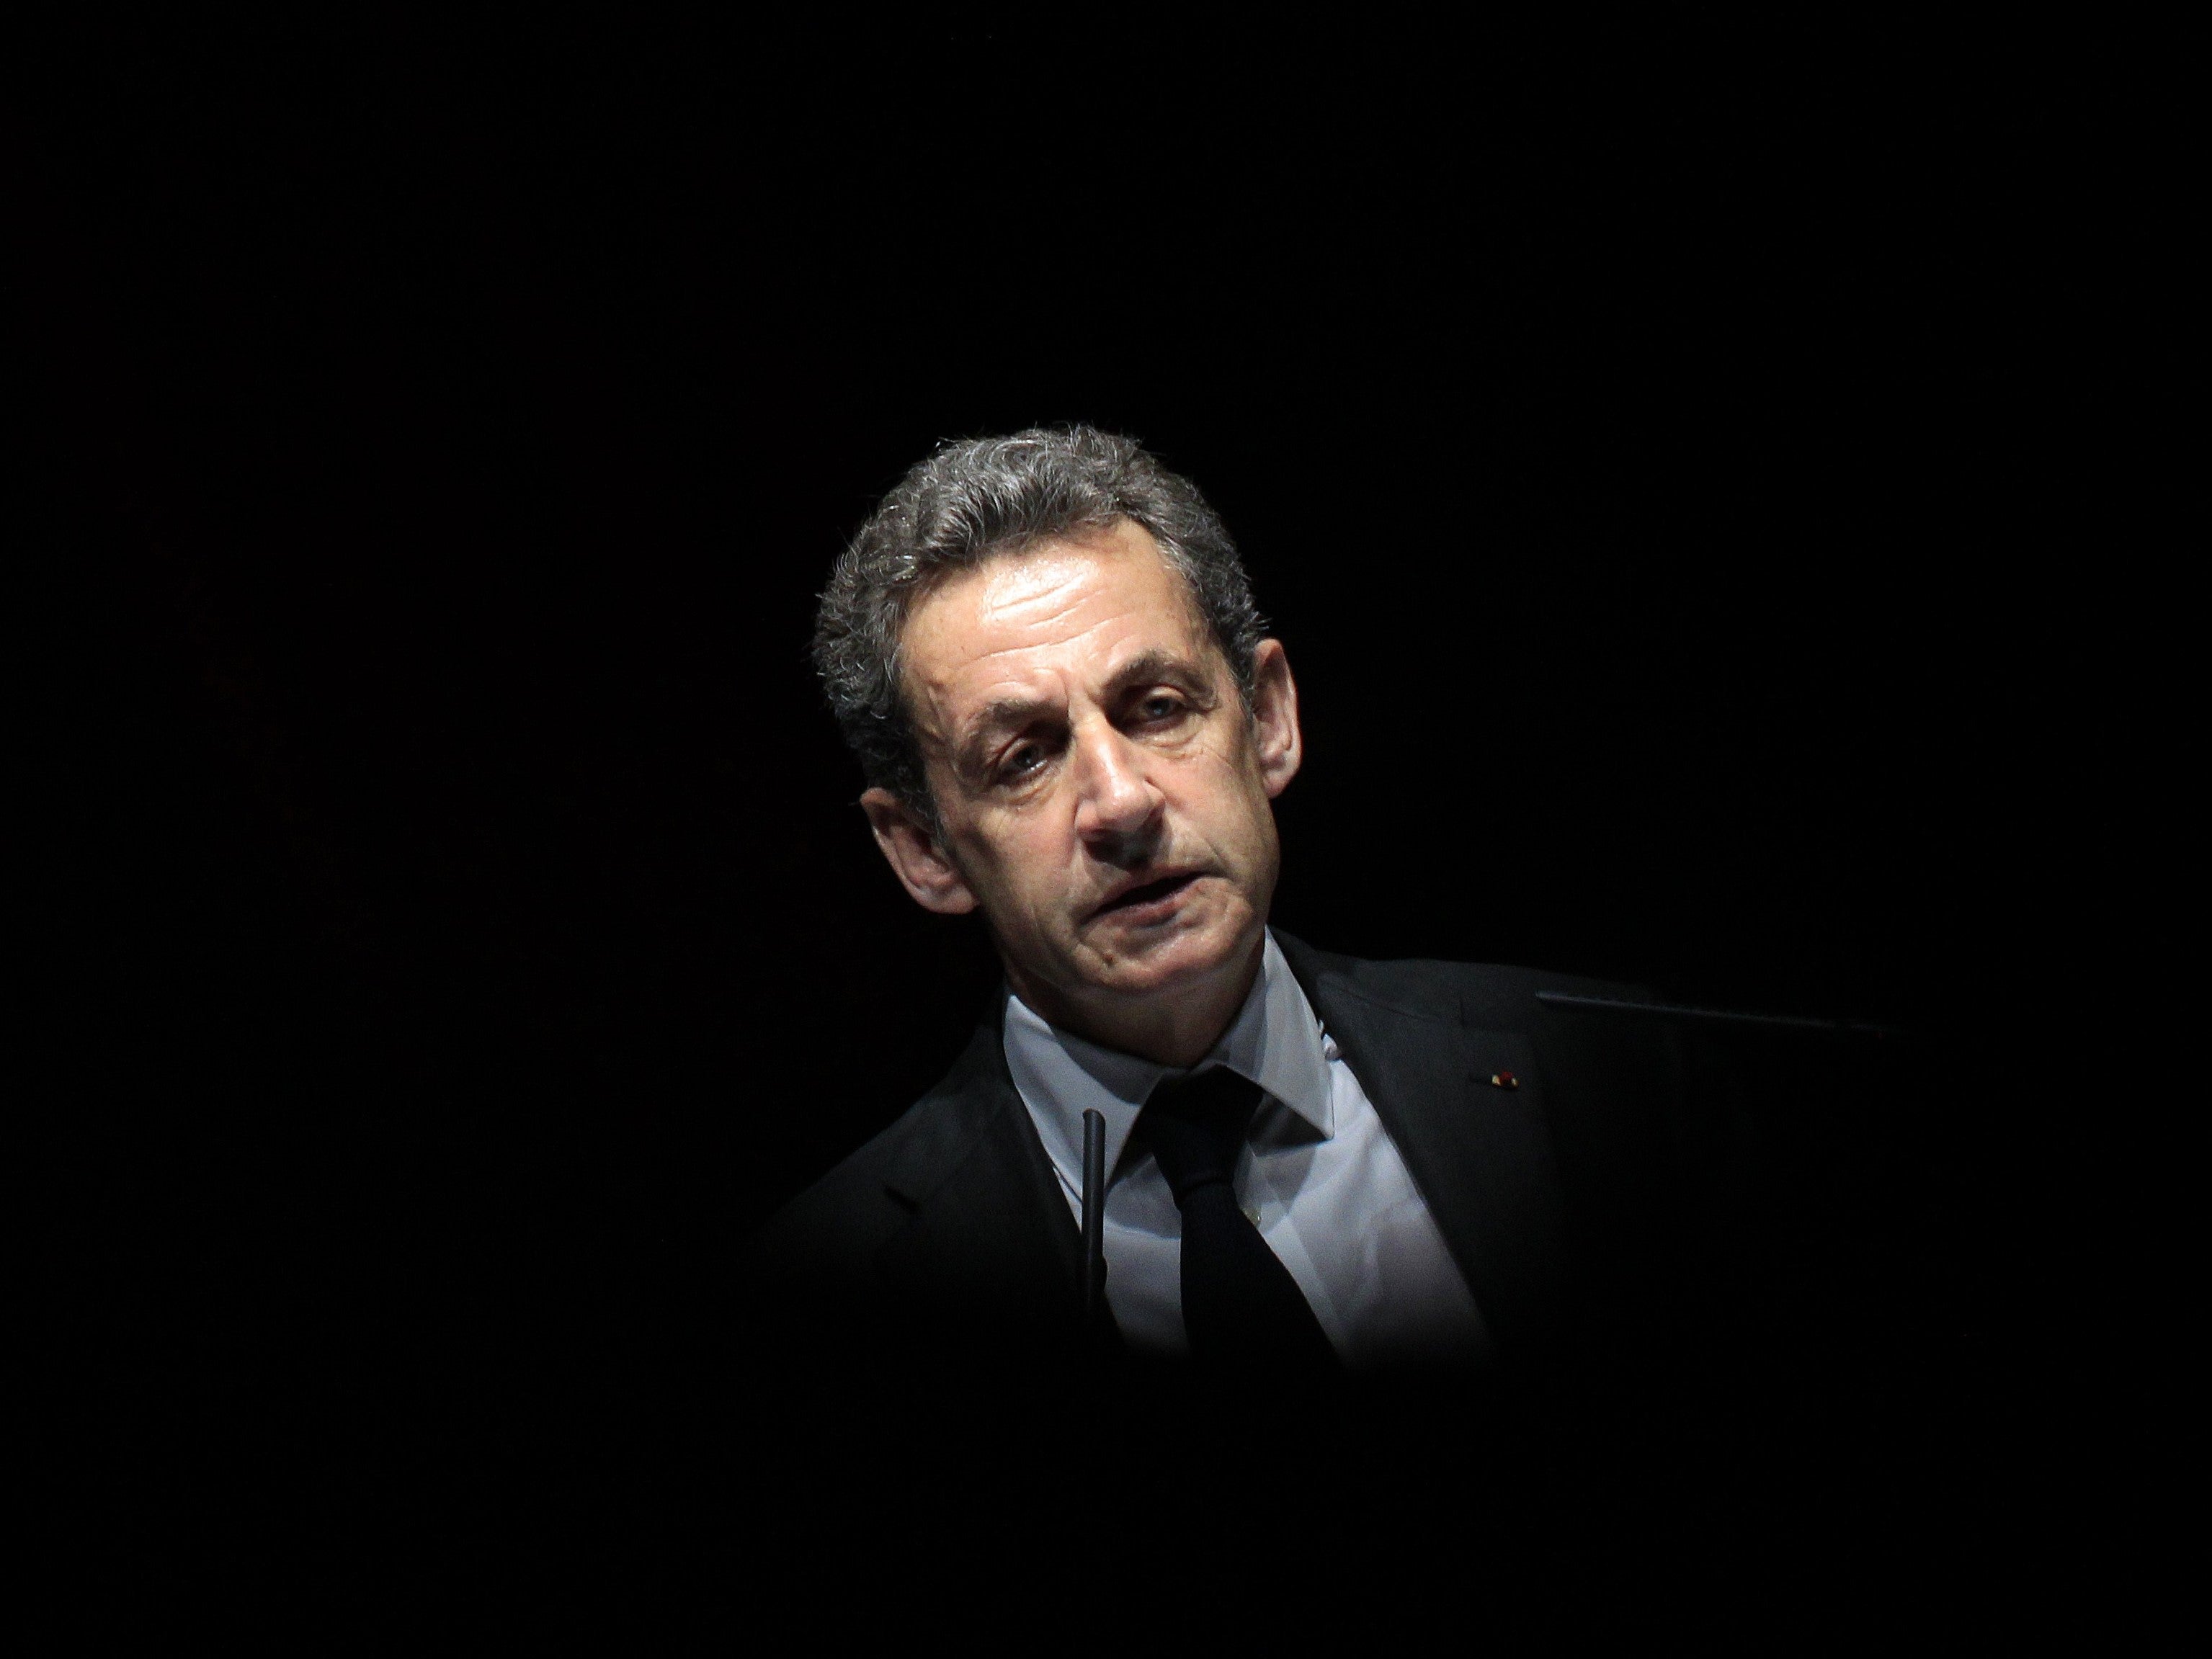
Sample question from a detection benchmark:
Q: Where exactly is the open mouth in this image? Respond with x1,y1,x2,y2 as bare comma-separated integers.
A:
1094,872,1199,918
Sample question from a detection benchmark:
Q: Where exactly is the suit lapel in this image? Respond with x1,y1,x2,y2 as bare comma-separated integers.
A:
865,943,1574,1367
1278,936,1570,1369
872,1022,1089,1348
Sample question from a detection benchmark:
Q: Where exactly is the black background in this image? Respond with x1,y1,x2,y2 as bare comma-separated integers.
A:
42,18,2140,1636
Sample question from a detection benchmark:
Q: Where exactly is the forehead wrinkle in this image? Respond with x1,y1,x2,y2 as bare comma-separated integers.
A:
962,539,1123,635
972,578,1094,638
968,597,1138,674
919,606,1133,723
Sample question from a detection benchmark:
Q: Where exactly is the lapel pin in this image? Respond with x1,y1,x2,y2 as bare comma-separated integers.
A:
1489,1070,1519,1089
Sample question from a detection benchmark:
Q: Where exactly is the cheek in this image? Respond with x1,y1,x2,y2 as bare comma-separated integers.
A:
1192,749,1272,831
958,821,1063,911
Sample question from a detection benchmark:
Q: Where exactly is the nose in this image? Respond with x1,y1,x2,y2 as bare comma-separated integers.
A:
1071,720,1164,862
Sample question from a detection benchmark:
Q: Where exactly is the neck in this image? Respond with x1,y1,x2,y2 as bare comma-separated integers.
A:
1010,933,1265,1069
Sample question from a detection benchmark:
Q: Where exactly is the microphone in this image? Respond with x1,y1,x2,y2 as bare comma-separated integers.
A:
1081,1106,1108,1337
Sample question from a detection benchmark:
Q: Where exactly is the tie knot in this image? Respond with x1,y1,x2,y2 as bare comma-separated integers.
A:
1143,1068,1265,1207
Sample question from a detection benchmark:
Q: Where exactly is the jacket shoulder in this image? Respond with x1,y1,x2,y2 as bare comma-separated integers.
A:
745,1019,1020,1281
1273,931,1650,1034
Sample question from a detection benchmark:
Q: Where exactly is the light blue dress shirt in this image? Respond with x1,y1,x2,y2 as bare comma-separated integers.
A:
1002,930,1492,1371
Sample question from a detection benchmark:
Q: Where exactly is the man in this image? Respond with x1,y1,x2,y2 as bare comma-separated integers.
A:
754,427,1739,1391
728,431,1972,1640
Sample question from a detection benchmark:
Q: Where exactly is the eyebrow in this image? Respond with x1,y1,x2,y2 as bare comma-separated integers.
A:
1110,648,1216,704
951,648,1216,777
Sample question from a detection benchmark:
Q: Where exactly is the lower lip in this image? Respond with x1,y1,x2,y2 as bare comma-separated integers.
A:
1099,875,1200,926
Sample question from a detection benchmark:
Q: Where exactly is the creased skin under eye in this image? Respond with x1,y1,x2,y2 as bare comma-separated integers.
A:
996,739,1056,786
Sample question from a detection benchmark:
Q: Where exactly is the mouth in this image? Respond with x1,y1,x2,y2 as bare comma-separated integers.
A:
1089,871,1202,922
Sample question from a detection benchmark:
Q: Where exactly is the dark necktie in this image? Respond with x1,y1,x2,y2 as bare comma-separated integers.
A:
1142,1067,1337,1372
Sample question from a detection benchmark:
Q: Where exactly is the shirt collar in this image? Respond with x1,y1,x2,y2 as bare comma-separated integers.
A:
1002,929,1336,1199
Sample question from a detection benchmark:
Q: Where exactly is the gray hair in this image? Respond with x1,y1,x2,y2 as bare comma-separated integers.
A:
812,426,1266,828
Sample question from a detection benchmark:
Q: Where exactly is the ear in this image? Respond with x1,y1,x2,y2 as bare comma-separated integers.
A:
860,787,978,915
1249,638,1303,799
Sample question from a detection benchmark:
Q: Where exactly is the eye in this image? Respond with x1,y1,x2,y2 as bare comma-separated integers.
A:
1137,693,1185,723
1001,743,1045,779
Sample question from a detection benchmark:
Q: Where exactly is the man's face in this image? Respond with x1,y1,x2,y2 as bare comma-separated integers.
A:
862,519,1301,1046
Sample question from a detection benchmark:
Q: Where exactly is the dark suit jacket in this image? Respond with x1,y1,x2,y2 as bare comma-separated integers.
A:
732,941,1991,1637
730,935,1908,1632
749,932,1741,1387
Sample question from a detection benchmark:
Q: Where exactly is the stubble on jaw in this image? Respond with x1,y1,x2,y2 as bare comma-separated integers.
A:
996,869,1272,1065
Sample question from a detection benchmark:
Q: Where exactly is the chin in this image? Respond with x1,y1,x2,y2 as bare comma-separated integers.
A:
1094,912,1257,998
